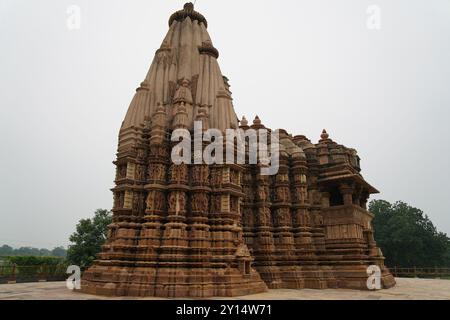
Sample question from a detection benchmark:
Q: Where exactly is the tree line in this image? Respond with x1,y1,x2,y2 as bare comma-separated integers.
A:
0,245,66,258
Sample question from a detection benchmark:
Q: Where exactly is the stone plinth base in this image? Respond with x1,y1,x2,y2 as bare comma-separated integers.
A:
255,265,396,290
81,265,268,298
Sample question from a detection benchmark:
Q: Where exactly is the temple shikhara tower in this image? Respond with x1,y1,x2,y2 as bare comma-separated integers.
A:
81,3,395,297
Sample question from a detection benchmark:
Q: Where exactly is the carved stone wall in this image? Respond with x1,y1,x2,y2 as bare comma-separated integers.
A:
80,3,395,298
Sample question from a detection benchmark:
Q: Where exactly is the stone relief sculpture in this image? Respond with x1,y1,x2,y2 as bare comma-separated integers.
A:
81,3,395,298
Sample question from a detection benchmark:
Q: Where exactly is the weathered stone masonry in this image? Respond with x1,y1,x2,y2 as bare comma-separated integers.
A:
81,3,395,297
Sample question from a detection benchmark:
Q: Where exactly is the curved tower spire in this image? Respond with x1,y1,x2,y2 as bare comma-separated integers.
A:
121,2,237,133
81,3,267,298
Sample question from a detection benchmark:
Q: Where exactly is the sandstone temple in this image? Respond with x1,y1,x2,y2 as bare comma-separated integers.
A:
81,3,395,297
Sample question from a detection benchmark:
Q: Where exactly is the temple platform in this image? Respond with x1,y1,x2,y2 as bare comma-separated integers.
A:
1,278,449,300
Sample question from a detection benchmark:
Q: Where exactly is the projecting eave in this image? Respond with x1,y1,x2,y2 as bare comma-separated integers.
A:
318,173,379,194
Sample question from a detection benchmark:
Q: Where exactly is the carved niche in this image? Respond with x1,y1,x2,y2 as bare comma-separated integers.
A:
257,207,271,227
275,208,291,227
169,164,188,184
191,193,209,212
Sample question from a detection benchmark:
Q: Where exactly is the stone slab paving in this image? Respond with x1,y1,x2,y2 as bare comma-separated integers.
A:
0,278,449,300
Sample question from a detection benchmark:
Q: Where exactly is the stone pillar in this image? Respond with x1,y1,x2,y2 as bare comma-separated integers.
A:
241,167,256,249
360,191,369,210
270,154,298,287
249,163,281,288
339,184,354,206
138,138,169,261
188,162,211,257
161,163,189,249
321,192,331,208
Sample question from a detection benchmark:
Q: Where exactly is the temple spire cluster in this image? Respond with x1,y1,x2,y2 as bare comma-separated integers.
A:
81,3,395,297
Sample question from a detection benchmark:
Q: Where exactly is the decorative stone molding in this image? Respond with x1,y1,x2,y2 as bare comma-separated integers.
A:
169,2,208,28
198,40,219,59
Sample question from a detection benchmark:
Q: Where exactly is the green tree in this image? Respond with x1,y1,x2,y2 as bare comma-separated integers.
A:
0,245,67,257
15,247,40,256
51,246,67,258
39,248,52,256
0,245,14,256
370,200,450,268
66,209,112,269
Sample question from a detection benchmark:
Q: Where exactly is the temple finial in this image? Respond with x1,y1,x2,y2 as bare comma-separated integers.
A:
320,129,329,140
184,2,194,12
169,2,208,28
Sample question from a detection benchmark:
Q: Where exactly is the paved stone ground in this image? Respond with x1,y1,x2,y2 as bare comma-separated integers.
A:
0,278,449,300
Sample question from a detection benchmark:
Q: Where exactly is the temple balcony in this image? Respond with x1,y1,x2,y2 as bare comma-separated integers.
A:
321,204,374,243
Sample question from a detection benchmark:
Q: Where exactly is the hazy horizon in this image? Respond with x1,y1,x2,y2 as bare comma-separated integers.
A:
1,0,450,249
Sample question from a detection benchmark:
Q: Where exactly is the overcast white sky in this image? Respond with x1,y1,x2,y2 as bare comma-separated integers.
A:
0,0,449,248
